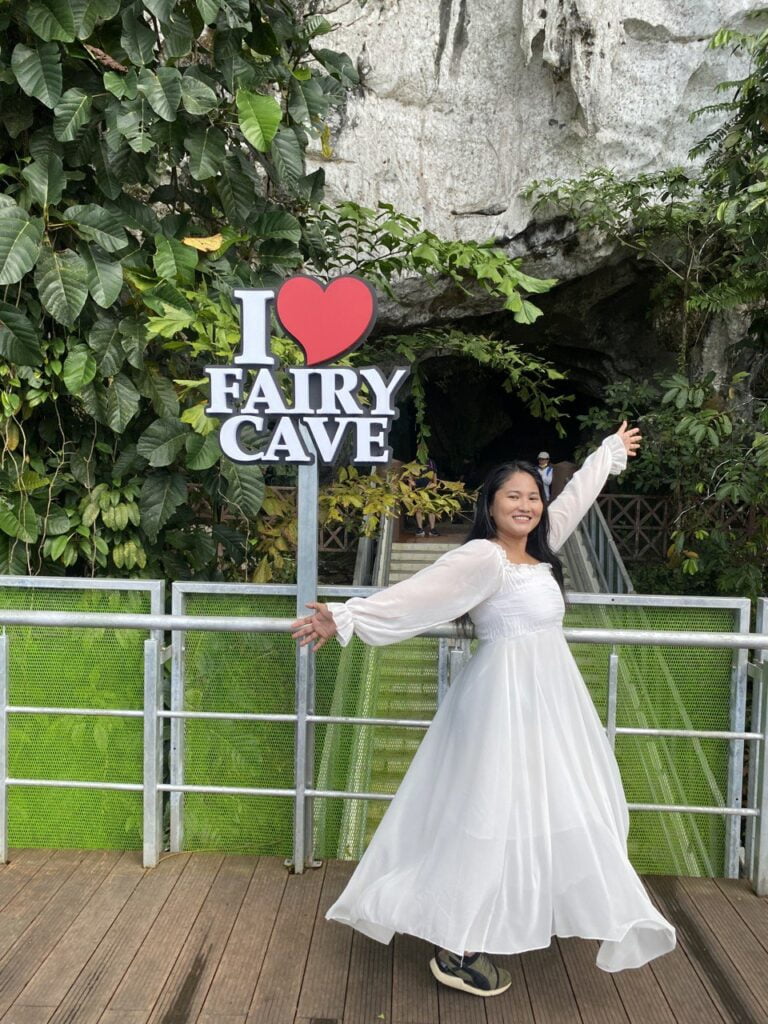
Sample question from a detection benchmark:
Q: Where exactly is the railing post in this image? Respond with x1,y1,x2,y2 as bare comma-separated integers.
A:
0,633,7,864
726,603,750,877
170,587,185,852
143,637,163,867
293,430,319,873
753,660,768,894
607,646,619,749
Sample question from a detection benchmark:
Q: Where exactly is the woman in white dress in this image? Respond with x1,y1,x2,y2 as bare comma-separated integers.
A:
292,423,676,997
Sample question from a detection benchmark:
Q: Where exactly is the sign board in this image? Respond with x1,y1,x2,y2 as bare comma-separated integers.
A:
205,275,409,464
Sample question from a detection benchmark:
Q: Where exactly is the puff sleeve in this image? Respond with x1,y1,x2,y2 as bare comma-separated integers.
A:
547,433,627,552
326,539,504,647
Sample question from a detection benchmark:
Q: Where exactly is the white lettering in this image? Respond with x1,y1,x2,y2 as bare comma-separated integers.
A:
304,417,350,462
242,369,289,414
263,417,312,463
219,414,265,462
359,367,409,415
354,417,389,463
319,368,363,415
205,367,244,415
232,289,276,366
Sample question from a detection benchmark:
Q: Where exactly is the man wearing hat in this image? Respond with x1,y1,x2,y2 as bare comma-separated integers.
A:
536,451,553,500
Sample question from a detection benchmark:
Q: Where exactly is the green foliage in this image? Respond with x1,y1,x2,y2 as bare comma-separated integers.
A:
0,0,560,580
313,202,557,324
578,373,768,600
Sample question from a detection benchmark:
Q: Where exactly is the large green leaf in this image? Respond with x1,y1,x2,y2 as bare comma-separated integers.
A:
142,0,172,20
120,9,156,65
153,235,197,283
62,344,97,394
139,367,179,416
82,243,123,307
137,67,181,121
221,460,265,518
11,42,62,108
184,124,226,180
217,156,259,227
115,97,156,153
20,153,64,209
105,372,141,432
0,495,39,544
2,97,34,139
196,0,218,22
236,89,281,151
251,210,301,243
0,302,42,365
139,471,187,541
0,208,46,291
162,11,194,60
137,417,189,466
34,246,88,325
180,72,218,114
26,0,76,41
53,87,92,141
65,204,128,252
270,126,303,184
314,48,359,86
87,317,124,374
185,431,220,470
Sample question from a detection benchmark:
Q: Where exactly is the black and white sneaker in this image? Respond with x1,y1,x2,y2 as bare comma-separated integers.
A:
429,949,512,997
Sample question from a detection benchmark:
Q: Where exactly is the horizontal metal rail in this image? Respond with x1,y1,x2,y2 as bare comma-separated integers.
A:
8,778,142,791
0,608,767,649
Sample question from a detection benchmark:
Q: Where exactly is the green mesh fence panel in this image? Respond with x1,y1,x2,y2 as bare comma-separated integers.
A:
1,584,152,849
564,602,736,877
179,591,343,856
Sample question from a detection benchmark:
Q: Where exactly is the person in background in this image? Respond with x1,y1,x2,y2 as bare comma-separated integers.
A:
536,451,553,500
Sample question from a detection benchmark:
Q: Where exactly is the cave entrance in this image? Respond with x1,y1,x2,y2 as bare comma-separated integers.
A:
389,355,596,487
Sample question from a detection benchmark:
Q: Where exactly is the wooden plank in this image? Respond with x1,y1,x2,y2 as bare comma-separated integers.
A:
391,934,439,1024
342,931,393,1024
146,856,256,1024
40,854,189,1024
14,851,145,1009
197,1016,247,1024
609,952,676,1024
0,1007,55,1023
98,1012,148,1024
0,851,120,1017
199,858,288,1018
646,876,745,1023
0,850,87,961
104,854,224,1015
556,938,629,1024
679,875,768,1013
484,953,534,1024
0,851,53,912
246,867,325,1024
714,877,768,954
296,861,354,1022
521,942,582,1024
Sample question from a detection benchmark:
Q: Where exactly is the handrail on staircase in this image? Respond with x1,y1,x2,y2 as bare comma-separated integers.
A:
580,502,634,594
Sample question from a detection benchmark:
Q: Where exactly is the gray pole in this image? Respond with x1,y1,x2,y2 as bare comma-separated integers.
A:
292,427,319,872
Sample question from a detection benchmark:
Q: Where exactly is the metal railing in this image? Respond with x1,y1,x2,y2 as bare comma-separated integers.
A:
581,502,634,594
0,585,767,891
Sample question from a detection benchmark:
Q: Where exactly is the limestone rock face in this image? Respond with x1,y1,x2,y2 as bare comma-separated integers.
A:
313,0,757,255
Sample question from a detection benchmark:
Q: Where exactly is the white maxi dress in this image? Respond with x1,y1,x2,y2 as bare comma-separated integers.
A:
324,435,676,972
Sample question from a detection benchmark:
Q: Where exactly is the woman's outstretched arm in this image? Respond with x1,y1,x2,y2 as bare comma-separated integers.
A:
547,421,640,552
291,538,504,651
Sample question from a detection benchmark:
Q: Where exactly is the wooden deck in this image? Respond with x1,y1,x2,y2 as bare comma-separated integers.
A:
0,852,766,1024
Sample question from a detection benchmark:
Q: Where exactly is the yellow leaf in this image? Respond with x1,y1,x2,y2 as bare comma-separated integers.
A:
182,233,224,252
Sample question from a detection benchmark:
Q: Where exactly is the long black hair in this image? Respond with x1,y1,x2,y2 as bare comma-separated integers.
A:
465,460,565,596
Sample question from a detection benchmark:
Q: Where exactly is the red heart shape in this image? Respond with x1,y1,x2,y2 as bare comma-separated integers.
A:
275,275,377,366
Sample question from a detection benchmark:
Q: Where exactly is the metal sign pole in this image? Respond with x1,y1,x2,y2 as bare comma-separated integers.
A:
292,428,319,873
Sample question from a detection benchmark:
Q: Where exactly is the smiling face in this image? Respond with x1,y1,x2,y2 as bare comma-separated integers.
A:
489,470,544,540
